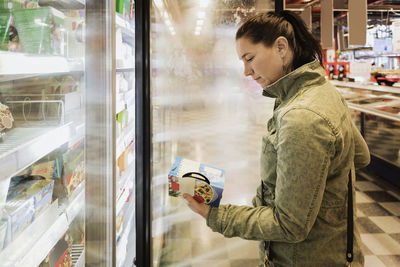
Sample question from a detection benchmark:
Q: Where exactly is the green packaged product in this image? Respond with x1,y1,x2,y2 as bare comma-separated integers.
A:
0,0,24,10
0,0,39,9
116,0,124,15
12,7,65,55
0,10,11,50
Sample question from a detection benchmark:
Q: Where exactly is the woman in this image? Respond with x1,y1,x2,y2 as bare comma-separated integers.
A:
184,11,370,266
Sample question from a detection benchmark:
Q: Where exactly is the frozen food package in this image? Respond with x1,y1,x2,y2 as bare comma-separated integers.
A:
0,102,14,132
168,157,225,207
3,198,34,240
12,7,65,55
0,10,12,51
0,0,24,10
0,219,7,250
7,175,54,218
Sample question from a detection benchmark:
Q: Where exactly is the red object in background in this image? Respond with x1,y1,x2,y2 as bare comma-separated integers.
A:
171,182,179,191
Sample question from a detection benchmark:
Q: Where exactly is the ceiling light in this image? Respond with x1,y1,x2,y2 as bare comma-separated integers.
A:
195,26,201,32
195,31,200,35
197,20,204,26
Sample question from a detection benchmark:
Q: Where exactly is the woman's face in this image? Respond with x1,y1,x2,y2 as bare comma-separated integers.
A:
236,37,287,88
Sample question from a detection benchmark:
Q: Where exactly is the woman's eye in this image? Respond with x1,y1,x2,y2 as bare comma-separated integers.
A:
246,57,254,62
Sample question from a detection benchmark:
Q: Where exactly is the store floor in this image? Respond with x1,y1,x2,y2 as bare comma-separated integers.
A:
156,87,400,267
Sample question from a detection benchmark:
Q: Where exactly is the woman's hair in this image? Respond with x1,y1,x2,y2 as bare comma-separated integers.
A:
236,11,322,70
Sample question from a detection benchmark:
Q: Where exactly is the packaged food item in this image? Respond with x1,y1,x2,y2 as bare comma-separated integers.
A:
63,140,84,198
18,158,62,180
3,198,34,240
0,10,12,50
12,7,65,55
0,0,24,10
7,175,54,219
168,157,225,207
39,233,72,267
0,102,14,133
0,219,8,250
116,0,124,15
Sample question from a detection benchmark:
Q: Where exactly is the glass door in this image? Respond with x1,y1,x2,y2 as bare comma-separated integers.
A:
149,0,275,266
0,0,86,266
115,1,136,266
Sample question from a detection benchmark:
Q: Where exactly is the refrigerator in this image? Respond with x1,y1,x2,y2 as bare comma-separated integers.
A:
0,0,86,266
0,0,136,266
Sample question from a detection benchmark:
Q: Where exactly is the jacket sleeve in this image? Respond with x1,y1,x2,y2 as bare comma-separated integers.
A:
207,109,335,242
351,121,370,169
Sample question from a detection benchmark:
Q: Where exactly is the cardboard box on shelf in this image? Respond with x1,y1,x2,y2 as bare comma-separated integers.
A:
12,7,65,55
3,198,34,240
0,219,8,250
7,175,54,219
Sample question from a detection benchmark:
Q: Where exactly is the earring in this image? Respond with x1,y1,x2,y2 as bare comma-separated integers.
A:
282,64,287,74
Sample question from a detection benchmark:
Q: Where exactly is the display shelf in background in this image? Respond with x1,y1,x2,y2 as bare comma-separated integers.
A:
331,80,400,95
347,102,400,122
38,0,85,9
0,123,73,181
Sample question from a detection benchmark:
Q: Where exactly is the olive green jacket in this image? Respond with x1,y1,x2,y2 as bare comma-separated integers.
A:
206,60,370,266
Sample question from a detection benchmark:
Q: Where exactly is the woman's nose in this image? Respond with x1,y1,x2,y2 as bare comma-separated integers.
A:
244,64,253,76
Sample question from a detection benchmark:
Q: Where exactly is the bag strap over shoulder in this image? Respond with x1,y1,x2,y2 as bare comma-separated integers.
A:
346,169,354,266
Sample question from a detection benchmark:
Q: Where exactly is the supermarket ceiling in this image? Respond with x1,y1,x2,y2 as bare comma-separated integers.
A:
157,0,400,26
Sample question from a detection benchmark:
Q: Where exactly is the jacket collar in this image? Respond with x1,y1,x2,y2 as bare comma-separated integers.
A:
262,60,326,101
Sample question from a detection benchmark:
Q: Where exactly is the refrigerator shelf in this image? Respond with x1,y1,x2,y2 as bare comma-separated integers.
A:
38,0,85,9
71,244,85,267
116,67,135,73
0,52,84,82
0,123,73,181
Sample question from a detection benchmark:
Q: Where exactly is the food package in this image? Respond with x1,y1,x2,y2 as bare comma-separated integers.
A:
3,198,34,240
116,0,124,15
0,10,12,50
39,233,72,267
18,158,62,180
63,140,84,198
12,7,65,55
0,219,8,250
168,157,225,207
0,102,14,132
0,0,24,9
7,175,54,219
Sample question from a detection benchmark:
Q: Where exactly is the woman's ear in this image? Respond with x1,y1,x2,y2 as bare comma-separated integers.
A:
275,36,289,58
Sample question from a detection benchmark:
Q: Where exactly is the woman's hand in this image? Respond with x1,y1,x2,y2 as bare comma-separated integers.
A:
183,193,211,219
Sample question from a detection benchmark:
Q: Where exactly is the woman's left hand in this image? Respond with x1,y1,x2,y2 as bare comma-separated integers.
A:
183,193,211,219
